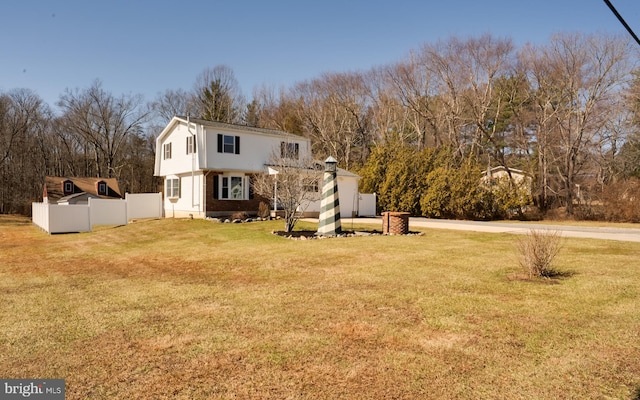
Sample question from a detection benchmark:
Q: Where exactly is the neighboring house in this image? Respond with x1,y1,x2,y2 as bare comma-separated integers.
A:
43,176,123,204
155,116,369,219
482,166,532,190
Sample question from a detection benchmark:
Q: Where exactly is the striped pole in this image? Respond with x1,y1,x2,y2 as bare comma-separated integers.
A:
317,156,342,236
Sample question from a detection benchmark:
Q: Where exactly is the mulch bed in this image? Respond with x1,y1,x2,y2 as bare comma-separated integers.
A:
272,230,424,240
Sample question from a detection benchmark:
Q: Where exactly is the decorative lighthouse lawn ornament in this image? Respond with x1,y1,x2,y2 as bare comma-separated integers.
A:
317,156,342,236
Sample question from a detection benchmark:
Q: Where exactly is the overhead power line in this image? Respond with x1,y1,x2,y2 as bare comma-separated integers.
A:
603,0,640,46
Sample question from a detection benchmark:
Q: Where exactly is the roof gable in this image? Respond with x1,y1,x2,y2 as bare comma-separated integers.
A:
157,116,306,143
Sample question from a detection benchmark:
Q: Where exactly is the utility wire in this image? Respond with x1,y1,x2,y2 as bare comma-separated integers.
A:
603,0,640,46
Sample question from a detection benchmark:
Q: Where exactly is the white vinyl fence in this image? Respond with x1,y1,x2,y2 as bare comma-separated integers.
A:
32,193,162,234
126,192,163,220
357,193,377,217
32,203,91,234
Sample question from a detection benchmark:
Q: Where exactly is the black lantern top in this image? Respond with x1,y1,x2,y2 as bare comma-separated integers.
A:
324,156,337,172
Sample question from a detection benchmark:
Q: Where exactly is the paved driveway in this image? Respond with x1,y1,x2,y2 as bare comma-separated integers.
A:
338,217,640,243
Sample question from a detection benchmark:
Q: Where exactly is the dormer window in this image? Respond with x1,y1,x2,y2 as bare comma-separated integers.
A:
96,180,108,196
62,180,74,196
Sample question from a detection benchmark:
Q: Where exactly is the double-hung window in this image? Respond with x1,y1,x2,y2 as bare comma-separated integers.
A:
303,179,319,193
186,135,196,154
217,134,240,154
221,176,243,200
166,177,180,198
163,142,172,159
280,142,299,159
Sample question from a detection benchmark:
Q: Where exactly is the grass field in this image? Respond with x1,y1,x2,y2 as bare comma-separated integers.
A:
1,215,639,399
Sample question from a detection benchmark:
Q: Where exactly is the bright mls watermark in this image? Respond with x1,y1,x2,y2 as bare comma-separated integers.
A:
0,380,64,399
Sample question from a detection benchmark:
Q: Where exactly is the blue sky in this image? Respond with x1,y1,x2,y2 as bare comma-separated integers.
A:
1,0,639,109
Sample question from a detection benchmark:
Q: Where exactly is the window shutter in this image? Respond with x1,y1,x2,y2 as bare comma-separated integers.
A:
235,136,240,154
248,176,254,199
217,134,222,153
213,175,219,199
186,137,189,154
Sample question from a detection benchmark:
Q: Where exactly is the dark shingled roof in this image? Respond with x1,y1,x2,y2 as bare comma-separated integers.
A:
176,116,304,139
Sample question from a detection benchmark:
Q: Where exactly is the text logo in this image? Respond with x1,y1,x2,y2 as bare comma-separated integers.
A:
0,380,64,400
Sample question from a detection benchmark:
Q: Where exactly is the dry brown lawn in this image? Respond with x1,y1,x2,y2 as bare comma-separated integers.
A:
1,215,639,399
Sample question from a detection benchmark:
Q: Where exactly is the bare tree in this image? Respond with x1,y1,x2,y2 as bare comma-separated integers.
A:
252,147,321,233
521,33,633,214
250,84,305,133
57,80,149,179
418,37,471,155
293,71,373,169
193,65,245,123
386,52,445,148
458,35,515,158
0,89,51,213
363,65,407,145
150,88,195,124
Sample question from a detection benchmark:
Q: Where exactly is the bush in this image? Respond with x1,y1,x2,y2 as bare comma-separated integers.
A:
258,202,271,219
420,162,496,220
489,176,533,219
230,211,250,221
517,230,562,278
600,178,640,222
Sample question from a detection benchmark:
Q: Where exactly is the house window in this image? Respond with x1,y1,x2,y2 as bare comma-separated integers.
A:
164,142,172,159
281,142,299,159
303,179,319,193
217,134,240,154
221,176,243,200
186,135,196,154
166,177,180,198
63,180,74,195
97,181,108,196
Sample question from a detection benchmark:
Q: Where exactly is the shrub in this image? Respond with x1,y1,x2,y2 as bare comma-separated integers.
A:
258,202,271,219
230,211,250,221
600,178,640,222
517,229,562,278
489,176,533,219
420,162,496,220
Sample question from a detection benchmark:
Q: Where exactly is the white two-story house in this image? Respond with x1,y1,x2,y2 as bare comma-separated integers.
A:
155,116,377,219
154,116,314,218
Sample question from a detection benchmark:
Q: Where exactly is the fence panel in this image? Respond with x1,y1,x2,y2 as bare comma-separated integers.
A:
31,202,50,232
49,204,91,233
89,198,128,226
358,193,377,217
126,192,163,220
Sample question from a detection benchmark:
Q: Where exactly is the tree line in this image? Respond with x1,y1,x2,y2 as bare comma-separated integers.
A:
2,33,640,220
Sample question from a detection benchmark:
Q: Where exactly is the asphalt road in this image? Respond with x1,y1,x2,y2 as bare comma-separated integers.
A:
338,217,640,243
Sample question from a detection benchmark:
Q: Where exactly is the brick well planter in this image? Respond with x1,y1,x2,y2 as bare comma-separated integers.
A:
382,211,410,235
